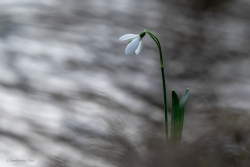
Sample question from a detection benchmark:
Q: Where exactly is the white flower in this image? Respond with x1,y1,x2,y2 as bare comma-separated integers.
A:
119,33,144,55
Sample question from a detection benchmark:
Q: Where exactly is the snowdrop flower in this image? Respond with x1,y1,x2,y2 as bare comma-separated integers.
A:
118,29,190,145
119,32,146,55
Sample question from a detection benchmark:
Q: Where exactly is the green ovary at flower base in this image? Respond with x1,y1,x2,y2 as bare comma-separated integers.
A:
119,29,189,145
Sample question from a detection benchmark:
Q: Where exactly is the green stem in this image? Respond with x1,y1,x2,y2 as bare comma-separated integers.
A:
146,30,168,143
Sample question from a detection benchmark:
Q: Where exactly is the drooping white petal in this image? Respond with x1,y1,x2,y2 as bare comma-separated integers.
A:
125,36,140,55
119,34,138,41
135,40,143,55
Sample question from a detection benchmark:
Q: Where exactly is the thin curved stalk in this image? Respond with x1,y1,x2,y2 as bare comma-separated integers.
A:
146,30,168,143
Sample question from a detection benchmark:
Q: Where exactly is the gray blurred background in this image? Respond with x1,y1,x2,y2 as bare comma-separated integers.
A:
0,0,250,167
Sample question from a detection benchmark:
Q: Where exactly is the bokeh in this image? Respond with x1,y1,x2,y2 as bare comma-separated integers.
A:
0,0,250,166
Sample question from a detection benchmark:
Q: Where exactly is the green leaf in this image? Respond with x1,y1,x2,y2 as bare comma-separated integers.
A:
179,88,189,137
171,90,180,143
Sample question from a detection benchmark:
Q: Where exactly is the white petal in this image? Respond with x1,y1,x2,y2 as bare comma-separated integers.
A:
125,36,140,55
119,34,138,41
135,41,143,55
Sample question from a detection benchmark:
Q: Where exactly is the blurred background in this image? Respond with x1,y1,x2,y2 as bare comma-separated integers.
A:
0,0,250,166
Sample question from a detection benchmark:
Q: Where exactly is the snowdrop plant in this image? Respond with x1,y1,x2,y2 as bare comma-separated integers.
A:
119,29,189,144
